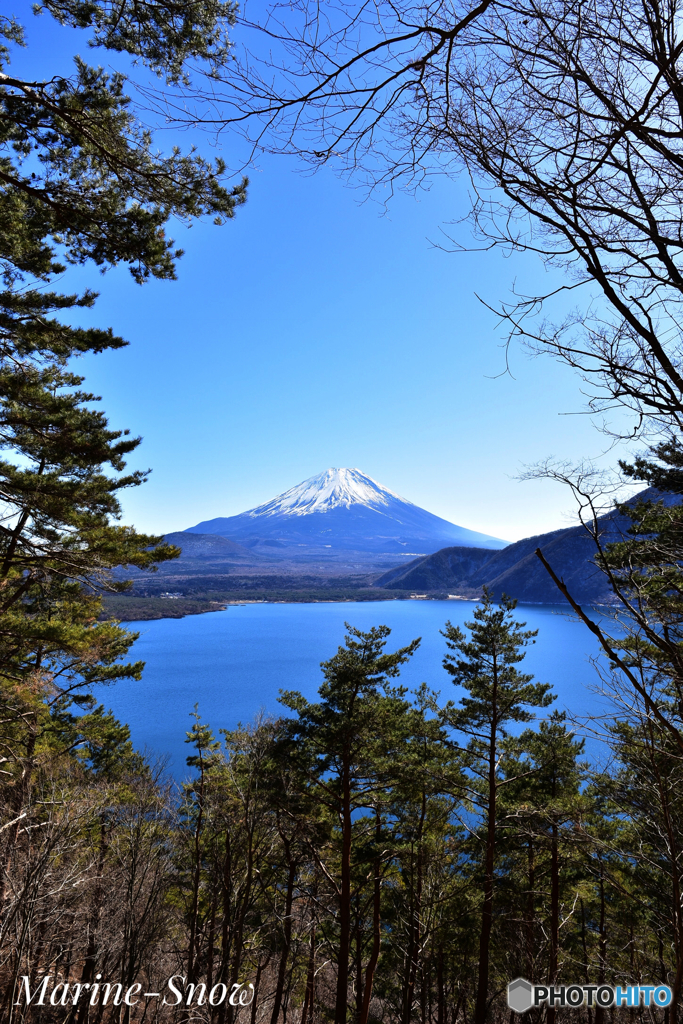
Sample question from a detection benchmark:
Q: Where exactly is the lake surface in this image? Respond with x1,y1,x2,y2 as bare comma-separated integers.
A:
94,600,616,776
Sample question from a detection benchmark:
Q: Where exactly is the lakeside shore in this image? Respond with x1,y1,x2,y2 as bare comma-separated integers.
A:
99,586,482,621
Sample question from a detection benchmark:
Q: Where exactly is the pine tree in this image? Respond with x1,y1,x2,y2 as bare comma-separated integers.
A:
279,623,420,1024
600,710,683,1007
439,590,554,1024
383,701,465,1024
0,0,246,928
0,5,246,691
502,712,586,1013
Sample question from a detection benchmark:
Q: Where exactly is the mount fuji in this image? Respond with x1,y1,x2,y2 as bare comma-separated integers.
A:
184,468,507,559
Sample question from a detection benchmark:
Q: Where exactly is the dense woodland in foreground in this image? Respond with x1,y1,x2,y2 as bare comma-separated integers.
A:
3,599,683,1024
5,0,683,1021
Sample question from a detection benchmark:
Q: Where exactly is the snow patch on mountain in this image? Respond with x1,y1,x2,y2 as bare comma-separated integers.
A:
246,468,412,518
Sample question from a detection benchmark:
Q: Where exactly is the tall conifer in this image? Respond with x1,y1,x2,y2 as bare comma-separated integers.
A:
440,590,553,1024
0,0,245,927
279,623,419,1024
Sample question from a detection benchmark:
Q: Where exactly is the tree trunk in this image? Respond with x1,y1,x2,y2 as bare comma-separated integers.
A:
334,760,353,1024
76,817,108,1024
526,837,535,982
226,829,255,1024
359,808,382,1024
402,793,427,1024
187,765,206,985
595,862,607,1024
301,924,316,1024
547,818,559,1024
1,715,37,907
474,712,498,1024
270,856,297,1024
355,904,364,1021
206,883,218,994
250,963,264,1024
580,902,593,1024
217,831,233,1024
437,948,445,1024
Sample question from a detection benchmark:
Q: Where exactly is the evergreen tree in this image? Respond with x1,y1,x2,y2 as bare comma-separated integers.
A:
501,712,586,1012
599,709,683,1008
381,703,466,1024
279,623,420,1024
439,590,553,1024
0,4,245,687
0,0,246,937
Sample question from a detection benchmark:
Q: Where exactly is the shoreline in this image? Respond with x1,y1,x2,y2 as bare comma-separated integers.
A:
101,591,616,622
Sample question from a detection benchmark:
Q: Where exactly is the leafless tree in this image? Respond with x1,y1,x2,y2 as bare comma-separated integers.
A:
169,0,683,440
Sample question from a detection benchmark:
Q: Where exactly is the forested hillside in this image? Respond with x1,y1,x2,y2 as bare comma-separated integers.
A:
374,498,646,604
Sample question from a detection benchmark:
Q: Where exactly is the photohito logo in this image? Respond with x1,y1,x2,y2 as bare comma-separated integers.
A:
507,979,672,1013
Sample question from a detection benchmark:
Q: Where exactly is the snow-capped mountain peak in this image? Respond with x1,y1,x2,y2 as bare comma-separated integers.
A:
185,468,507,553
246,468,411,518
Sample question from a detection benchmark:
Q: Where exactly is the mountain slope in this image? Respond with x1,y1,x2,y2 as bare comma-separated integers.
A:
163,532,255,560
376,546,496,591
374,492,660,604
185,468,507,557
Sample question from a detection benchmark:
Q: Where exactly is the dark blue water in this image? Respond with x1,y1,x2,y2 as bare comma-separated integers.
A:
94,600,614,775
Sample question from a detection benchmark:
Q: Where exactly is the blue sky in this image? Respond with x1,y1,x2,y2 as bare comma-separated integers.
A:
10,5,629,542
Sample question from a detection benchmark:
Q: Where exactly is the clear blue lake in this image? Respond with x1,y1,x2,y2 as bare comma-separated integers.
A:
94,600,618,776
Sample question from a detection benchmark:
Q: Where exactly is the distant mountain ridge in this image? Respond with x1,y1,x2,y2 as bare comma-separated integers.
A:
121,485,678,618
374,489,667,604
185,468,507,558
